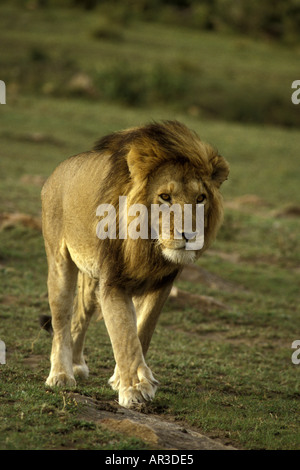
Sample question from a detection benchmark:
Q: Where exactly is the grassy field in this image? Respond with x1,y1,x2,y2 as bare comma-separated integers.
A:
0,3,300,450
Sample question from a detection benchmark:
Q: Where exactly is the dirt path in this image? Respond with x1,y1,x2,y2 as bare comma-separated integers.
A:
73,393,236,450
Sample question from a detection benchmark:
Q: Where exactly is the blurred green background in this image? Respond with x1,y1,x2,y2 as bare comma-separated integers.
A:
2,0,300,127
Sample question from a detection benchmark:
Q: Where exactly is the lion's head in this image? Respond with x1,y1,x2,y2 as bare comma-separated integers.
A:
94,120,229,290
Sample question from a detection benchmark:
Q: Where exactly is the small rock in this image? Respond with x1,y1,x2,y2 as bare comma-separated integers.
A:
100,418,159,446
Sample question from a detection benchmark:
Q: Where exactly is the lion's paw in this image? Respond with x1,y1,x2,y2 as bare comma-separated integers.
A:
117,366,159,408
73,362,89,380
46,372,76,388
118,381,157,408
108,365,120,391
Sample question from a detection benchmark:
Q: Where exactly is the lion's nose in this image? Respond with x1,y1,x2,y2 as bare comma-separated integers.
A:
182,231,196,241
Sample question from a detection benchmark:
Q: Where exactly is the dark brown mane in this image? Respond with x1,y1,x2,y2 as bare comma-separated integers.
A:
93,121,214,176
93,121,229,294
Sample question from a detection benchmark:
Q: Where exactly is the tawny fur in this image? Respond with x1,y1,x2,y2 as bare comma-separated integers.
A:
41,120,229,408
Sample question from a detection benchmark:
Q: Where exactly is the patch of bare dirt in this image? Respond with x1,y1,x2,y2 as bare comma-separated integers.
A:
179,264,242,292
0,294,20,305
0,212,42,231
67,72,97,97
23,354,45,369
1,131,65,147
73,394,236,450
169,286,227,312
20,174,46,187
274,204,300,218
206,250,241,264
225,194,300,220
225,194,271,211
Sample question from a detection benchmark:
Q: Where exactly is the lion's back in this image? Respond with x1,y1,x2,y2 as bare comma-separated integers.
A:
41,150,112,260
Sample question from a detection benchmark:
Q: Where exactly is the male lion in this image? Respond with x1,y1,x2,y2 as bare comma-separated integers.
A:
41,120,229,408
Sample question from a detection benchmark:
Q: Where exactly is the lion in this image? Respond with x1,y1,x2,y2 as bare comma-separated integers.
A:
41,120,229,408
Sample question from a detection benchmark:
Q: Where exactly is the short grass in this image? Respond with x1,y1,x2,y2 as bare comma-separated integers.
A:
0,3,300,450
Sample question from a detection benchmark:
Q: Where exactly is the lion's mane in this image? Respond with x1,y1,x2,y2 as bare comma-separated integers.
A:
93,120,229,294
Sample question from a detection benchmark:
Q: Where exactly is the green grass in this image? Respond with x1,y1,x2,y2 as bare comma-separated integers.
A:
0,367,148,450
0,3,300,450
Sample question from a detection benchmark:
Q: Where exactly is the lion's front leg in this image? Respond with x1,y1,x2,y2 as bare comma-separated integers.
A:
99,284,158,408
135,283,173,356
107,283,173,397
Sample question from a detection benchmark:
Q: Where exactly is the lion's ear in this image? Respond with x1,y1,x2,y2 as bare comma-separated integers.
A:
210,154,229,188
127,147,144,181
126,146,153,182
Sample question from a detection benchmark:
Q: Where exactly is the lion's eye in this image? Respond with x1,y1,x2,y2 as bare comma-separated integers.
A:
197,194,206,203
159,193,171,202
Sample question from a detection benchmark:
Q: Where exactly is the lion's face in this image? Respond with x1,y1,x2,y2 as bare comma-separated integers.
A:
96,121,229,279
146,162,213,265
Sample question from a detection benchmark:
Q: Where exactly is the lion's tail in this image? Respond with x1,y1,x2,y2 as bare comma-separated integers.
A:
39,315,53,335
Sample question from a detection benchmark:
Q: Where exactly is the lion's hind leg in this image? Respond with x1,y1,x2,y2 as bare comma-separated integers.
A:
71,272,99,380
45,241,78,388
